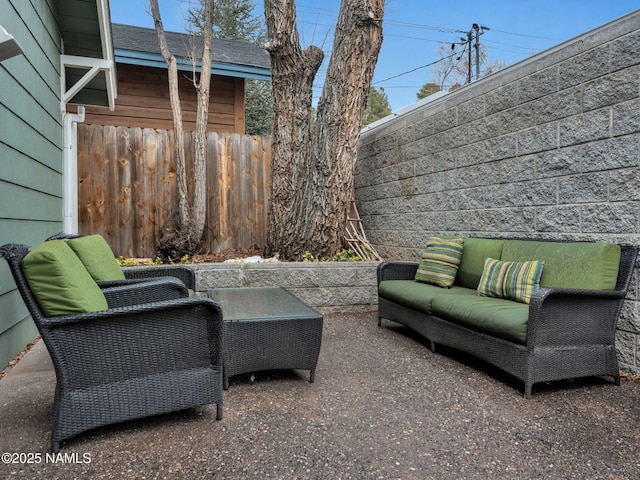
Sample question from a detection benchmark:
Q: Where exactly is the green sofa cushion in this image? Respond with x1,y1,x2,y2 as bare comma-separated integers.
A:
22,240,108,317
379,280,473,315
415,236,464,288
431,291,529,344
456,237,506,289
67,234,126,282
501,240,620,290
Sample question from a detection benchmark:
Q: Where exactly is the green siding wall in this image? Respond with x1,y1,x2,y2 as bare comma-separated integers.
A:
0,0,64,370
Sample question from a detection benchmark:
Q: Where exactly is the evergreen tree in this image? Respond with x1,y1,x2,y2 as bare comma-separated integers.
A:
245,79,273,136
187,0,262,42
362,87,392,126
416,82,440,100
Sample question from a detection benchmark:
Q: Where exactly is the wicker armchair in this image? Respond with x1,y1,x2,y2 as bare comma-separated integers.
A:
1,243,224,452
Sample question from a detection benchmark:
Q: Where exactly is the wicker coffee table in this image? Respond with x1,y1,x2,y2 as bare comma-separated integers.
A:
207,286,323,389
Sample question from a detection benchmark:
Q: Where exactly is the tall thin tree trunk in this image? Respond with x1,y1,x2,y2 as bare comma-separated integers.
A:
150,0,189,230
151,0,214,259
264,0,384,260
191,0,214,244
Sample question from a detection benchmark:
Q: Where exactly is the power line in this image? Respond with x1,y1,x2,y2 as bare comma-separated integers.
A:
294,4,561,41
372,52,458,85
372,23,488,87
288,4,564,102
483,38,542,51
488,27,561,41
297,19,449,45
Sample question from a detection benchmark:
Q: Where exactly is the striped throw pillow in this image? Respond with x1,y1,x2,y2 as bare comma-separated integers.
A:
415,237,464,288
477,258,544,304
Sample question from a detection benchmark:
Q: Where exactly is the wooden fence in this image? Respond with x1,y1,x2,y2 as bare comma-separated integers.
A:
77,124,271,258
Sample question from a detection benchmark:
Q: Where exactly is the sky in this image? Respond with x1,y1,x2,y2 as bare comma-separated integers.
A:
108,0,640,111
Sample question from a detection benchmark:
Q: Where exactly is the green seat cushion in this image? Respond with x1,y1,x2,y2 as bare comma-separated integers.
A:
415,237,464,288
22,240,108,317
477,258,544,304
379,280,472,315
67,234,126,282
456,237,506,289
501,240,620,290
431,291,529,344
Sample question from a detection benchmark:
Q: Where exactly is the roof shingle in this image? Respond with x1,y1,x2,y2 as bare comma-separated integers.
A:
112,23,270,70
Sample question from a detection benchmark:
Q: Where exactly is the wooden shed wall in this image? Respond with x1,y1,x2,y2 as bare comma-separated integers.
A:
80,63,246,133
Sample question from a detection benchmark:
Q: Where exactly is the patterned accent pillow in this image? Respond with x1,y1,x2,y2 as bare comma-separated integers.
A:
415,237,464,288
477,258,544,304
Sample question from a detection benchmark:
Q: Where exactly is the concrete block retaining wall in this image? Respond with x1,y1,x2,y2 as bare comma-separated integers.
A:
355,11,640,374
194,262,380,313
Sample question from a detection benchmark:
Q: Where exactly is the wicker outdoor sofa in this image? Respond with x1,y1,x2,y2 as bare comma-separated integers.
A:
1,242,224,452
377,237,638,398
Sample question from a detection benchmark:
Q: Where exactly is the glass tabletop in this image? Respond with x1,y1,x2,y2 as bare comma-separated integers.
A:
207,286,320,322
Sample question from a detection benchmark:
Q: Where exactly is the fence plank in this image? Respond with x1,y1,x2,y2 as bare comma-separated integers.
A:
134,128,155,257
115,127,133,257
217,133,233,252
157,129,175,245
204,131,220,251
77,124,270,257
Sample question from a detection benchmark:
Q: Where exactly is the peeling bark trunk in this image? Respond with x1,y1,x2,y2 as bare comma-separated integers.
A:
264,0,385,260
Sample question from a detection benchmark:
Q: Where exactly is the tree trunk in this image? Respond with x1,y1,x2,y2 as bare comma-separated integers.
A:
150,0,189,232
191,0,214,245
264,0,384,260
151,0,214,260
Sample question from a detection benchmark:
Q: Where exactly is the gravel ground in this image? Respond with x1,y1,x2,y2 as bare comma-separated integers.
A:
1,311,640,479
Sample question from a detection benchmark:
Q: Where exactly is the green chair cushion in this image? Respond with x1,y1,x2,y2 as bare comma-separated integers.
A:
22,240,108,317
67,235,126,282
501,240,620,290
456,237,506,289
431,291,529,344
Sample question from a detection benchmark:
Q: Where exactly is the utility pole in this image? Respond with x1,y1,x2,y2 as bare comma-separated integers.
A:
467,29,473,84
472,23,489,81
452,24,489,85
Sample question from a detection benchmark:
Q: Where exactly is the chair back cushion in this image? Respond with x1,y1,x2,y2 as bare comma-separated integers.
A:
22,240,108,317
67,234,126,282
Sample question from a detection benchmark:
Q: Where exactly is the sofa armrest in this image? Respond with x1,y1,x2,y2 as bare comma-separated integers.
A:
377,261,419,284
526,287,627,348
